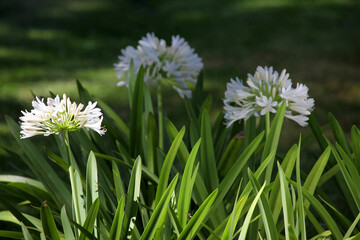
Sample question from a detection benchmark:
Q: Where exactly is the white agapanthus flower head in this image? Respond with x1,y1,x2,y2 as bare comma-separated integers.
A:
114,33,203,98
20,94,106,139
224,66,314,127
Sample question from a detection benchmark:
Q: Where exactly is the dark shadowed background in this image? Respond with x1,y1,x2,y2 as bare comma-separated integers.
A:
0,0,360,170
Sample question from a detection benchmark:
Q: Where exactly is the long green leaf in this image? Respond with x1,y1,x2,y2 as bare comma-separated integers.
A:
145,113,158,174
329,113,352,157
221,192,249,240
86,151,98,212
122,156,142,239
69,166,86,226
277,162,294,240
109,196,125,240
0,230,23,239
21,222,34,240
212,132,264,213
129,66,145,157
248,169,278,240
61,206,75,240
351,126,360,172
41,201,60,240
0,175,47,193
165,118,209,205
238,183,266,240
290,181,343,240
6,116,71,209
112,161,125,201
178,189,218,240
200,109,219,192
79,198,100,240
329,142,360,210
308,114,328,151
155,127,185,206
263,101,286,183
96,98,129,139
269,144,297,223
178,139,201,227
296,138,306,240
140,174,179,240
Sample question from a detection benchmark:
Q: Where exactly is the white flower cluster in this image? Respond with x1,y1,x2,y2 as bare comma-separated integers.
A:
20,94,106,138
224,66,314,127
114,33,203,98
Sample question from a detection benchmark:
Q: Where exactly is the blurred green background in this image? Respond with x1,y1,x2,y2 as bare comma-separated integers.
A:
1,0,360,166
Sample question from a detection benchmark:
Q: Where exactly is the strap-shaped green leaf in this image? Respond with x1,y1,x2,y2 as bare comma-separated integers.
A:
129,66,145,157
178,189,218,240
351,126,360,172
155,127,185,206
262,101,286,183
238,182,266,240
86,151,99,212
277,162,294,240
20,222,34,240
248,169,278,240
178,139,201,227
122,156,142,239
79,198,100,240
109,196,125,240
140,174,178,240
329,113,352,157
0,230,24,239
6,116,72,209
200,108,219,193
290,181,343,240
269,144,297,223
41,201,60,240
61,206,75,240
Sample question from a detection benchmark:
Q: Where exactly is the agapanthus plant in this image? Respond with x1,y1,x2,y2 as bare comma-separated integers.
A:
114,33,203,98
20,94,105,230
20,94,105,138
224,66,314,127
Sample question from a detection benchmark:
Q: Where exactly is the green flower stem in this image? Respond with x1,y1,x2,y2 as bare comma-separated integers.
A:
265,111,270,139
63,131,81,231
157,83,164,151
63,131,73,166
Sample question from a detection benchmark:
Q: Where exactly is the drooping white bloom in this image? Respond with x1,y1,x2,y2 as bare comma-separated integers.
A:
223,66,314,127
114,33,203,98
20,94,106,138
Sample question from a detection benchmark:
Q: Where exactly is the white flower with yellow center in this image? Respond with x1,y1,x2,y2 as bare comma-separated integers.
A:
114,33,203,98
224,66,314,127
20,94,106,138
